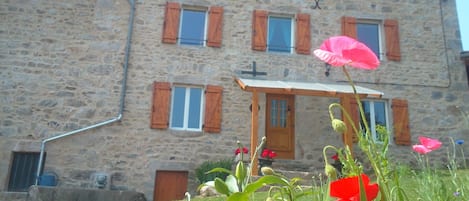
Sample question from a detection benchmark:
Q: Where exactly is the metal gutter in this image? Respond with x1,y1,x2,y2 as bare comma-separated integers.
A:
35,0,136,185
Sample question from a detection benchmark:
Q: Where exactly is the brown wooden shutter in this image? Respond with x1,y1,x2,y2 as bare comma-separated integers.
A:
384,19,401,61
162,2,180,44
295,13,311,55
252,10,268,51
150,82,171,129
203,85,223,133
207,6,224,47
340,96,360,144
392,99,411,145
349,98,360,143
341,16,357,39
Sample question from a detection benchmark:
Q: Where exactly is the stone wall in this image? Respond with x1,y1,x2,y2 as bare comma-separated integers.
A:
1,0,468,200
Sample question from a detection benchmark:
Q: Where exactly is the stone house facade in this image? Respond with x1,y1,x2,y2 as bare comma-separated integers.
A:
1,0,468,200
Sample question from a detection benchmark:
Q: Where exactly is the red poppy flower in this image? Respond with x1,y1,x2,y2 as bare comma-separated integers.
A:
330,173,379,201
313,36,380,70
261,149,277,159
331,154,339,161
235,147,249,155
412,136,442,155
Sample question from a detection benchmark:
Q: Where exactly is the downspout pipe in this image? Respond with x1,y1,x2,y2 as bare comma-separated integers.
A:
35,0,136,185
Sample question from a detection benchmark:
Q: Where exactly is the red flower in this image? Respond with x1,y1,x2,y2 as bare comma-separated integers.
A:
412,136,442,155
331,154,339,161
235,147,249,155
330,173,379,201
261,149,277,159
313,36,380,70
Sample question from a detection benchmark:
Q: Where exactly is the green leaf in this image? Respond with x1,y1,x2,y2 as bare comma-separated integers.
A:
227,192,249,201
225,175,239,193
235,161,246,184
214,177,231,196
244,175,290,194
206,167,232,175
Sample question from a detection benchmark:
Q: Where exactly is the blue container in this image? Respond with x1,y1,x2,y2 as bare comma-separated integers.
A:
38,173,57,186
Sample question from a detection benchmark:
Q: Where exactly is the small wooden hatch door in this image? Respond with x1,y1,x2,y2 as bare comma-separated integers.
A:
153,170,188,201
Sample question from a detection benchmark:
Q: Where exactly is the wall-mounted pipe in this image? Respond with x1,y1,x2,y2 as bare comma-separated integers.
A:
35,0,136,185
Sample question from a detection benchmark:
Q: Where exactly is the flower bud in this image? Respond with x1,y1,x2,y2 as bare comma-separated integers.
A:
325,164,337,180
261,166,275,175
331,119,346,133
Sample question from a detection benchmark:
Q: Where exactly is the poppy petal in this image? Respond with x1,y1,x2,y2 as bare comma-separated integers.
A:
418,136,442,150
314,36,380,70
412,144,432,154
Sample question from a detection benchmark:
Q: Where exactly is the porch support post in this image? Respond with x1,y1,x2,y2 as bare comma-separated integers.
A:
250,90,259,176
340,95,354,154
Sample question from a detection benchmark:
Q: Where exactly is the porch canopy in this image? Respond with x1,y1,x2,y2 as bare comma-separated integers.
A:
234,77,384,175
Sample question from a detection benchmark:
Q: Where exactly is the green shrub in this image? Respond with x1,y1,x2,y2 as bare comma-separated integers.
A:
195,159,233,184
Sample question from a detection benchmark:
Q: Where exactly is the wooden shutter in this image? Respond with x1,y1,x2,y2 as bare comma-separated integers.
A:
340,96,359,144
203,85,223,133
252,10,268,51
162,2,180,44
392,99,411,145
295,13,311,55
207,6,224,47
150,82,171,129
341,16,357,39
349,98,360,143
384,19,401,61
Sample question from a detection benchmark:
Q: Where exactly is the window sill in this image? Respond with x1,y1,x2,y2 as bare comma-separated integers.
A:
169,129,204,138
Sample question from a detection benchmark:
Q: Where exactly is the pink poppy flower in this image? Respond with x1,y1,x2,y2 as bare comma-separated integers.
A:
418,136,442,150
412,136,442,154
412,144,432,154
313,36,380,70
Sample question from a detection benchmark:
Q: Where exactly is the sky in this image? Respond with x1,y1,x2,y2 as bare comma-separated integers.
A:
456,0,468,51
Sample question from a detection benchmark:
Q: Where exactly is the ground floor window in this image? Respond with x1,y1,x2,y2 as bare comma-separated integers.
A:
8,152,42,192
361,100,389,142
170,86,204,131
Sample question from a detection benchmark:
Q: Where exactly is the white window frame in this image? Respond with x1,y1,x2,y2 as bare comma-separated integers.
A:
360,99,390,143
169,85,204,131
267,14,295,54
356,19,384,60
178,6,208,46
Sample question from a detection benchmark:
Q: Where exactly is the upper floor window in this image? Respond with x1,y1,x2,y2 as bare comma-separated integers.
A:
170,86,204,131
356,21,381,59
267,16,293,53
162,2,224,48
252,10,311,55
179,9,207,46
361,100,390,142
342,16,401,61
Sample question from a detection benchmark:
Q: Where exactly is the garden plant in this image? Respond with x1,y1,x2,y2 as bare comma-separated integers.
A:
193,36,469,201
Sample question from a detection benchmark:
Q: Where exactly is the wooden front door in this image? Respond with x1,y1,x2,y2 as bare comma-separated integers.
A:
265,94,295,159
153,170,188,201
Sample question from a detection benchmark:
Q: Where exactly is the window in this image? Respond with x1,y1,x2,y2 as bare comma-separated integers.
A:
267,16,293,53
150,82,223,133
8,152,43,192
342,16,401,61
360,100,389,142
162,2,224,47
252,10,311,55
170,86,204,131
357,21,381,59
179,9,207,46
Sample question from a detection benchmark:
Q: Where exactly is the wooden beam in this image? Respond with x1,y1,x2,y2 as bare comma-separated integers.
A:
250,91,259,176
